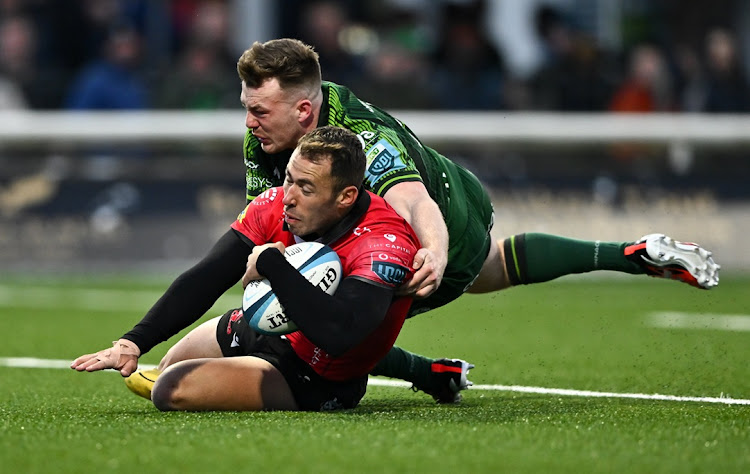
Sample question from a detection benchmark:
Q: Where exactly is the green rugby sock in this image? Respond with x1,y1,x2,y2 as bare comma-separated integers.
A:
371,345,434,389
503,232,644,285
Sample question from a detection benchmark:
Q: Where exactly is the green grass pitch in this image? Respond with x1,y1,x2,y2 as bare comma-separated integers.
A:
1,273,748,473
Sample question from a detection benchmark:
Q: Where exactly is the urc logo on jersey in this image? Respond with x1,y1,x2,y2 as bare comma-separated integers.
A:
372,261,408,285
367,144,395,175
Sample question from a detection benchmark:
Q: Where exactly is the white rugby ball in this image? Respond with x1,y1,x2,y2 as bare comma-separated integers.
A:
242,241,342,335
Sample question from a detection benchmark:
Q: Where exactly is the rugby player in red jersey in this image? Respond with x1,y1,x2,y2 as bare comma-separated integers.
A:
230,38,720,403
71,126,420,412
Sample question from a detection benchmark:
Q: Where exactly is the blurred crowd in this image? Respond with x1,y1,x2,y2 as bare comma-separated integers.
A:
1,0,750,113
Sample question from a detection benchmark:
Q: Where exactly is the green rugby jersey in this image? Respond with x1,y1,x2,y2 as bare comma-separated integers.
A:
244,81,464,223
244,81,493,313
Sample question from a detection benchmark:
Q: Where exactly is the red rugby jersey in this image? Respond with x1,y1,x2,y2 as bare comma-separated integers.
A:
231,187,419,380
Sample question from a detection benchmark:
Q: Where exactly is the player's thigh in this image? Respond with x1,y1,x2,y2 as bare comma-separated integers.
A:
158,315,224,370
466,238,511,293
152,356,297,411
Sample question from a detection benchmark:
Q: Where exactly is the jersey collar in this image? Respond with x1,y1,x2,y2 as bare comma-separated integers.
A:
293,188,370,245
317,82,331,127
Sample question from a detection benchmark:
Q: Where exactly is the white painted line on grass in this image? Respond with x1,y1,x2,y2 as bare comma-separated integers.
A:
3,357,748,406
367,378,750,405
0,284,240,314
646,311,750,332
464,383,750,406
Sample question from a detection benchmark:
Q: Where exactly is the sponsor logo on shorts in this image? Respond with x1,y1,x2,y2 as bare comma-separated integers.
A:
226,309,243,335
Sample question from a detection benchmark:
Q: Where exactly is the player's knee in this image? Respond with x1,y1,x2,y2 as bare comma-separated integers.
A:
151,361,199,411
151,372,177,411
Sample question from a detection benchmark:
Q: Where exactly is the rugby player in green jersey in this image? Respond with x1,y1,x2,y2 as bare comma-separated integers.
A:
130,38,720,404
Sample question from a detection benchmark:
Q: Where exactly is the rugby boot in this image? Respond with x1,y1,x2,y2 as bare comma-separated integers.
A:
124,368,162,400
624,233,720,289
413,358,474,404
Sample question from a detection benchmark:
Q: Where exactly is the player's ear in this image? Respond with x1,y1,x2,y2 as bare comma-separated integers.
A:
337,185,358,208
296,98,313,123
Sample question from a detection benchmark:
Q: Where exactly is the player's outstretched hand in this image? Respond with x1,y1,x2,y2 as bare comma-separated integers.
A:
70,339,141,377
398,247,445,299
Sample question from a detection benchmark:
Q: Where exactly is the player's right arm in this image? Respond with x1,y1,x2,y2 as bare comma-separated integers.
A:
359,127,448,299
382,181,448,298
253,247,398,357
71,230,252,376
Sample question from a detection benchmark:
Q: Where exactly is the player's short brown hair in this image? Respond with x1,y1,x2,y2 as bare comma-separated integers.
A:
237,38,322,94
296,126,366,193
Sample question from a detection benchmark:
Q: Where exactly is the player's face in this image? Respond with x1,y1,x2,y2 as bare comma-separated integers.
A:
282,151,343,237
241,79,307,154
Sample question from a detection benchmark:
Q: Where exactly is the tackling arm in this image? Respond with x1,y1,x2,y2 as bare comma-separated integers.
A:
383,181,448,298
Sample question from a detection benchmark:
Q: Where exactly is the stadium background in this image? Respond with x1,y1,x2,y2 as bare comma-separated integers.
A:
1,0,749,273
1,3,749,473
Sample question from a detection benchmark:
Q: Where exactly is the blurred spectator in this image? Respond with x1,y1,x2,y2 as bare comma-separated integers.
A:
0,1,748,115
528,5,617,111
701,28,750,113
34,0,127,73
183,0,235,63
0,14,33,107
609,44,674,112
156,42,237,109
430,2,505,110
673,43,705,112
352,41,435,109
297,1,366,86
155,1,237,109
167,0,215,55
0,14,65,109
65,24,149,110
607,45,674,164
0,76,26,109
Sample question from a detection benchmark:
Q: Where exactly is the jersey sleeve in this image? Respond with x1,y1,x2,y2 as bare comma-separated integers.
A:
360,127,423,197
230,187,281,245
323,84,426,197
346,230,416,289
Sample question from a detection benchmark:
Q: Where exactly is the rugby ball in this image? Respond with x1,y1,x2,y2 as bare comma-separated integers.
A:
242,241,342,335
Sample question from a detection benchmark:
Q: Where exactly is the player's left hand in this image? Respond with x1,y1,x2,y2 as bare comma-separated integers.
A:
70,339,141,377
398,247,446,298
242,242,286,288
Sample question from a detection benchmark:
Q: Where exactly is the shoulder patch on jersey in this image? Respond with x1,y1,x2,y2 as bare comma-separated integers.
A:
371,257,409,286
365,139,407,182
237,205,249,223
